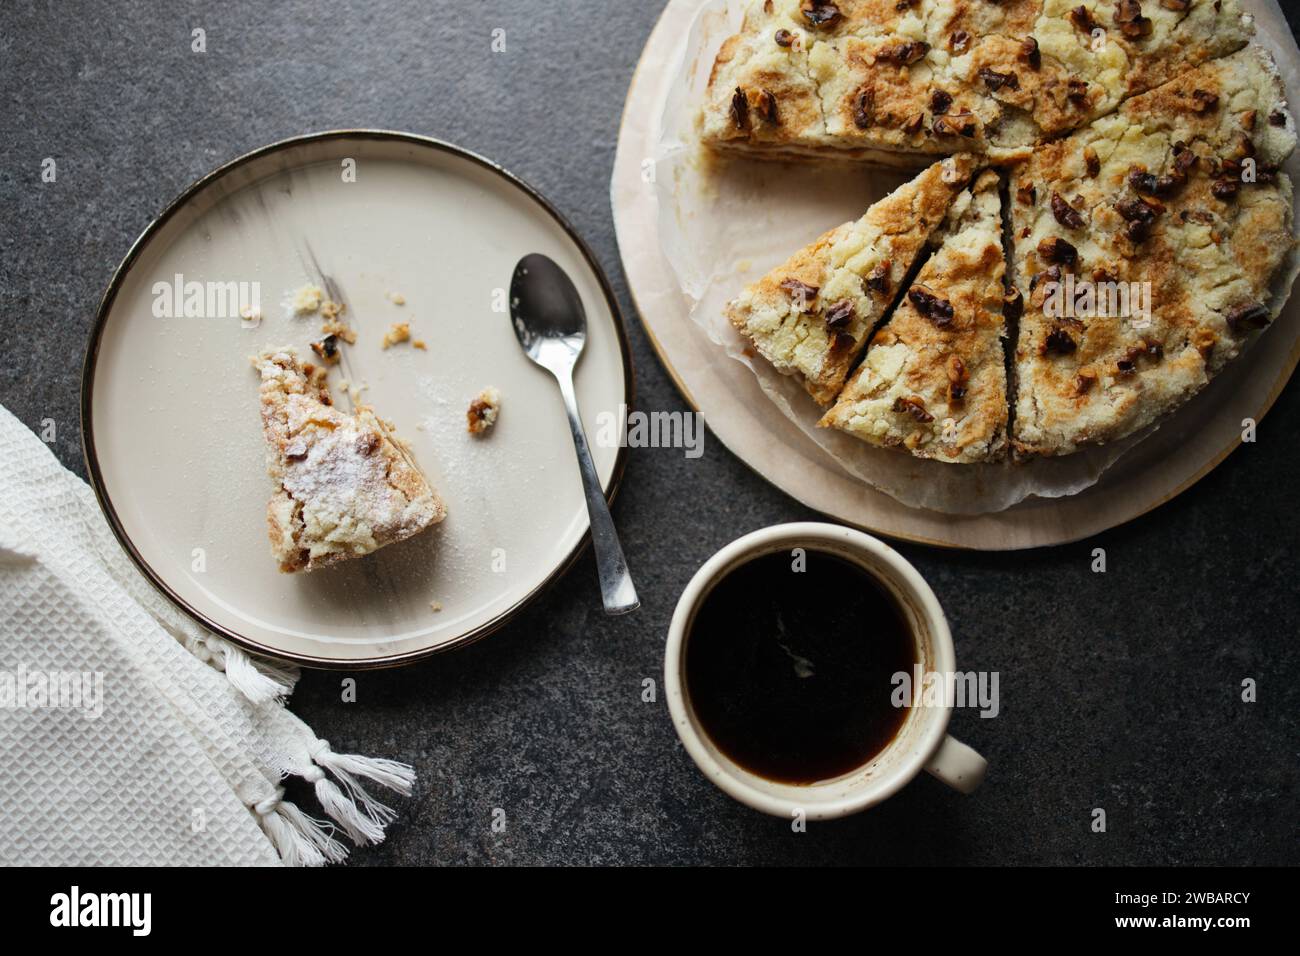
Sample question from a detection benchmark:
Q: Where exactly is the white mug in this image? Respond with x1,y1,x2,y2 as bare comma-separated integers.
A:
664,522,987,820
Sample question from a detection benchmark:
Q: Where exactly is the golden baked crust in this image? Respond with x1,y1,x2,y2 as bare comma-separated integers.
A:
1009,46,1296,456
820,170,1010,461
252,347,446,572
701,0,1252,158
700,1,828,153
726,154,977,404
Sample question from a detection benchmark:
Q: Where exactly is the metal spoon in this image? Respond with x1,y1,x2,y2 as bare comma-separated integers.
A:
509,253,639,615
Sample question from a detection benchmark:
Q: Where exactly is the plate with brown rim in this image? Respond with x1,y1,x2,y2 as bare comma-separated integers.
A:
83,130,631,667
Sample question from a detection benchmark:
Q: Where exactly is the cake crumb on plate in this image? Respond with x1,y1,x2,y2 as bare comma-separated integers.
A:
290,284,323,315
382,322,410,349
467,386,501,435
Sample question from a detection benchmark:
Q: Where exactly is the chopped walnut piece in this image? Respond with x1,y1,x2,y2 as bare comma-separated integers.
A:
1224,302,1270,333
1073,368,1098,395
979,67,1019,92
852,87,874,129
1042,327,1078,355
1191,88,1220,113
865,260,892,295
801,0,842,29
1240,109,1257,131
1116,195,1163,241
381,322,411,349
1020,36,1041,69
945,356,969,404
907,286,955,327
757,89,780,124
933,110,977,137
901,112,925,135
466,386,502,435
1051,192,1085,229
879,40,929,66
1172,142,1198,178
730,88,750,130
1083,147,1101,177
1068,5,1100,34
310,334,341,365
831,331,856,353
1016,182,1037,206
1227,133,1256,162
892,396,934,423
780,278,819,311
1127,166,1181,197
949,30,971,54
1159,0,1189,8
1113,0,1152,39
824,299,855,330
1037,237,1078,265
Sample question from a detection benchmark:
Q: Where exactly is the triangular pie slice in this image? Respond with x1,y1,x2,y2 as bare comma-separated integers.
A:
819,170,1010,462
726,153,976,405
1008,46,1296,456
701,0,1252,161
252,347,446,572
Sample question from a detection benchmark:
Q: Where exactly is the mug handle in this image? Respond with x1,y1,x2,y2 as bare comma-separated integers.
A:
925,735,987,794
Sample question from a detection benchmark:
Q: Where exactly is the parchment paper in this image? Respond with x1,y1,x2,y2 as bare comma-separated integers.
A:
655,0,1300,514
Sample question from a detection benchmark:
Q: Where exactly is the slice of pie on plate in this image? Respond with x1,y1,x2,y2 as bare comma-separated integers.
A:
725,153,976,405
1008,46,1296,456
819,169,1010,462
252,347,446,572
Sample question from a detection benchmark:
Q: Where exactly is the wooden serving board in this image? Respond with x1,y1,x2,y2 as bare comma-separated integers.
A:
610,0,1300,550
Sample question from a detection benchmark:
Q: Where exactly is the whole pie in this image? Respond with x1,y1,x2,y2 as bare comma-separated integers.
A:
252,347,446,572
709,1,1297,463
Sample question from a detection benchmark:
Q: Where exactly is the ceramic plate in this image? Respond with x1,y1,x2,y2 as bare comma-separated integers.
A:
83,131,631,666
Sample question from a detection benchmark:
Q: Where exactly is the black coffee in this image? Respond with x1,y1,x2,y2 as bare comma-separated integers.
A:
685,548,917,784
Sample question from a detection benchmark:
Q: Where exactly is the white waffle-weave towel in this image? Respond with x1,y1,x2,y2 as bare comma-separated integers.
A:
0,405,414,865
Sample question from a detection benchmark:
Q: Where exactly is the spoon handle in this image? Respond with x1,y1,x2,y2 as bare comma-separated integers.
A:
554,368,639,615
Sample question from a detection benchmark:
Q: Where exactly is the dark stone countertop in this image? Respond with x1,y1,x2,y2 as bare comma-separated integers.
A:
2,1,1296,865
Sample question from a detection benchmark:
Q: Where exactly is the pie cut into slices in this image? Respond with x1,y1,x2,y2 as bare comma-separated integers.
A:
819,169,1010,462
725,153,977,405
252,347,447,572
701,0,1253,162
1008,46,1296,456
